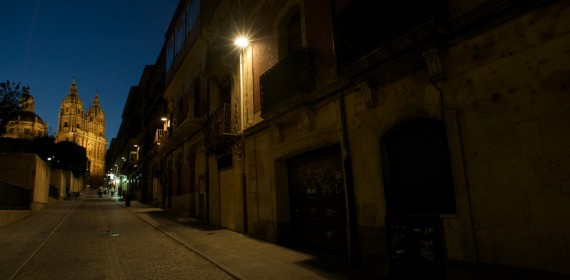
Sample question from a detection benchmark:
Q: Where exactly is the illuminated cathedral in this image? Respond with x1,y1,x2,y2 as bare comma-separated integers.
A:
55,79,107,186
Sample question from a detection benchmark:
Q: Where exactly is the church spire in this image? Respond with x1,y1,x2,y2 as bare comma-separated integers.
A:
93,91,100,106
69,78,78,95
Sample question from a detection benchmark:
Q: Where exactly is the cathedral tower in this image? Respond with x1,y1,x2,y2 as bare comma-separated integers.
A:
85,94,105,137
56,79,107,187
56,79,84,138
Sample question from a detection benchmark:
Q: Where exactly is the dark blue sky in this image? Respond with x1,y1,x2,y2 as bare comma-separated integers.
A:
0,0,178,144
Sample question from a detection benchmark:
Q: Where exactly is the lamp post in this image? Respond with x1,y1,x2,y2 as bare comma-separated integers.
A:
235,35,250,234
235,36,249,131
114,164,119,188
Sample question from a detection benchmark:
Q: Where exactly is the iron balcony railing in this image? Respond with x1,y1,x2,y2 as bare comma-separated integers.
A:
154,129,164,145
205,103,235,149
260,47,314,117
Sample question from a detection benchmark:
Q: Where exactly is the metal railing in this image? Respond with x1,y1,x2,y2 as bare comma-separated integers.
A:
205,103,235,148
260,47,314,116
154,129,164,145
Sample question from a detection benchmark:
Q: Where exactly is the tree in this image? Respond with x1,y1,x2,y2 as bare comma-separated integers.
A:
32,135,57,161
0,80,30,134
54,141,87,178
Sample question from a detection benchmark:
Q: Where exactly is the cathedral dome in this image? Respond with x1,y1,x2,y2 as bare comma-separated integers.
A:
2,93,47,139
12,110,46,124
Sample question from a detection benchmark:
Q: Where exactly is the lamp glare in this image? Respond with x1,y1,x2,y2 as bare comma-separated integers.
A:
235,37,249,47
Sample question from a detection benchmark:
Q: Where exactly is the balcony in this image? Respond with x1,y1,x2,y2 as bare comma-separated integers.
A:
159,116,205,153
260,47,314,119
205,103,237,152
334,0,448,73
154,129,165,145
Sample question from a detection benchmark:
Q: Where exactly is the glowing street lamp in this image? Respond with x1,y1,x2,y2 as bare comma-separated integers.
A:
234,37,249,48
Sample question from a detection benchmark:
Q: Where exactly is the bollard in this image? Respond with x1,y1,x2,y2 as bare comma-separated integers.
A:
125,192,131,207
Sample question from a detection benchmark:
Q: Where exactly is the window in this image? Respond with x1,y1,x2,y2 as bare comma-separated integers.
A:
277,7,302,59
165,0,201,71
381,118,457,215
166,39,175,72
193,79,202,117
217,153,232,170
185,0,199,35
175,21,185,55
286,12,302,53
177,96,188,122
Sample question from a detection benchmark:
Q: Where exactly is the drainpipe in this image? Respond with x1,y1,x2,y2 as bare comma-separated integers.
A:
338,95,358,265
200,25,212,224
327,0,356,263
424,48,479,263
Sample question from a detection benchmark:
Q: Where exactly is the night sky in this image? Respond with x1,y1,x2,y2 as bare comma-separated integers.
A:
0,0,179,145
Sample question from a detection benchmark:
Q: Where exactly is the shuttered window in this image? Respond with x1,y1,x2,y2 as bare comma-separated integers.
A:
381,118,457,215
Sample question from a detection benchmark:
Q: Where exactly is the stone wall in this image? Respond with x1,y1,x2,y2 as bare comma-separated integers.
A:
50,169,68,200
0,153,50,211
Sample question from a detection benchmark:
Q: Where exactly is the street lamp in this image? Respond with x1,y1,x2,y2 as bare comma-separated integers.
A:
234,37,249,48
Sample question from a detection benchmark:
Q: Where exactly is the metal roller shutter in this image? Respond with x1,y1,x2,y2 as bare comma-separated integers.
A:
383,119,457,215
219,168,235,230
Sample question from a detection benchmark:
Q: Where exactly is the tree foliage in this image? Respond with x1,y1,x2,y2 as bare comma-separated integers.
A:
0,80,30,133
53,141,87,177
0,137,87,178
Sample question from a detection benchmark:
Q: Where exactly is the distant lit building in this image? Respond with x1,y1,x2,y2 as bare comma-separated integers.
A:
2,92,47,139
55,79,107,186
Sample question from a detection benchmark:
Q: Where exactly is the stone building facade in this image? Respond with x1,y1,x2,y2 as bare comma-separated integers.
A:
56,80,107,187
107,0,570,276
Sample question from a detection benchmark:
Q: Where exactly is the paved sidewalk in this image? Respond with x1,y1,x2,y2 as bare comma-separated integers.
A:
113,197,385,280
115,197,570,280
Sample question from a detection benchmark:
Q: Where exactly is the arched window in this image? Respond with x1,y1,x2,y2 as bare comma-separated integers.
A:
277,7,302,59
286,11,301,53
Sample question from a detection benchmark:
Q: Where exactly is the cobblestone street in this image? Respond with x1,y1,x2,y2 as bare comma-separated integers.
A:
5,192,233,280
